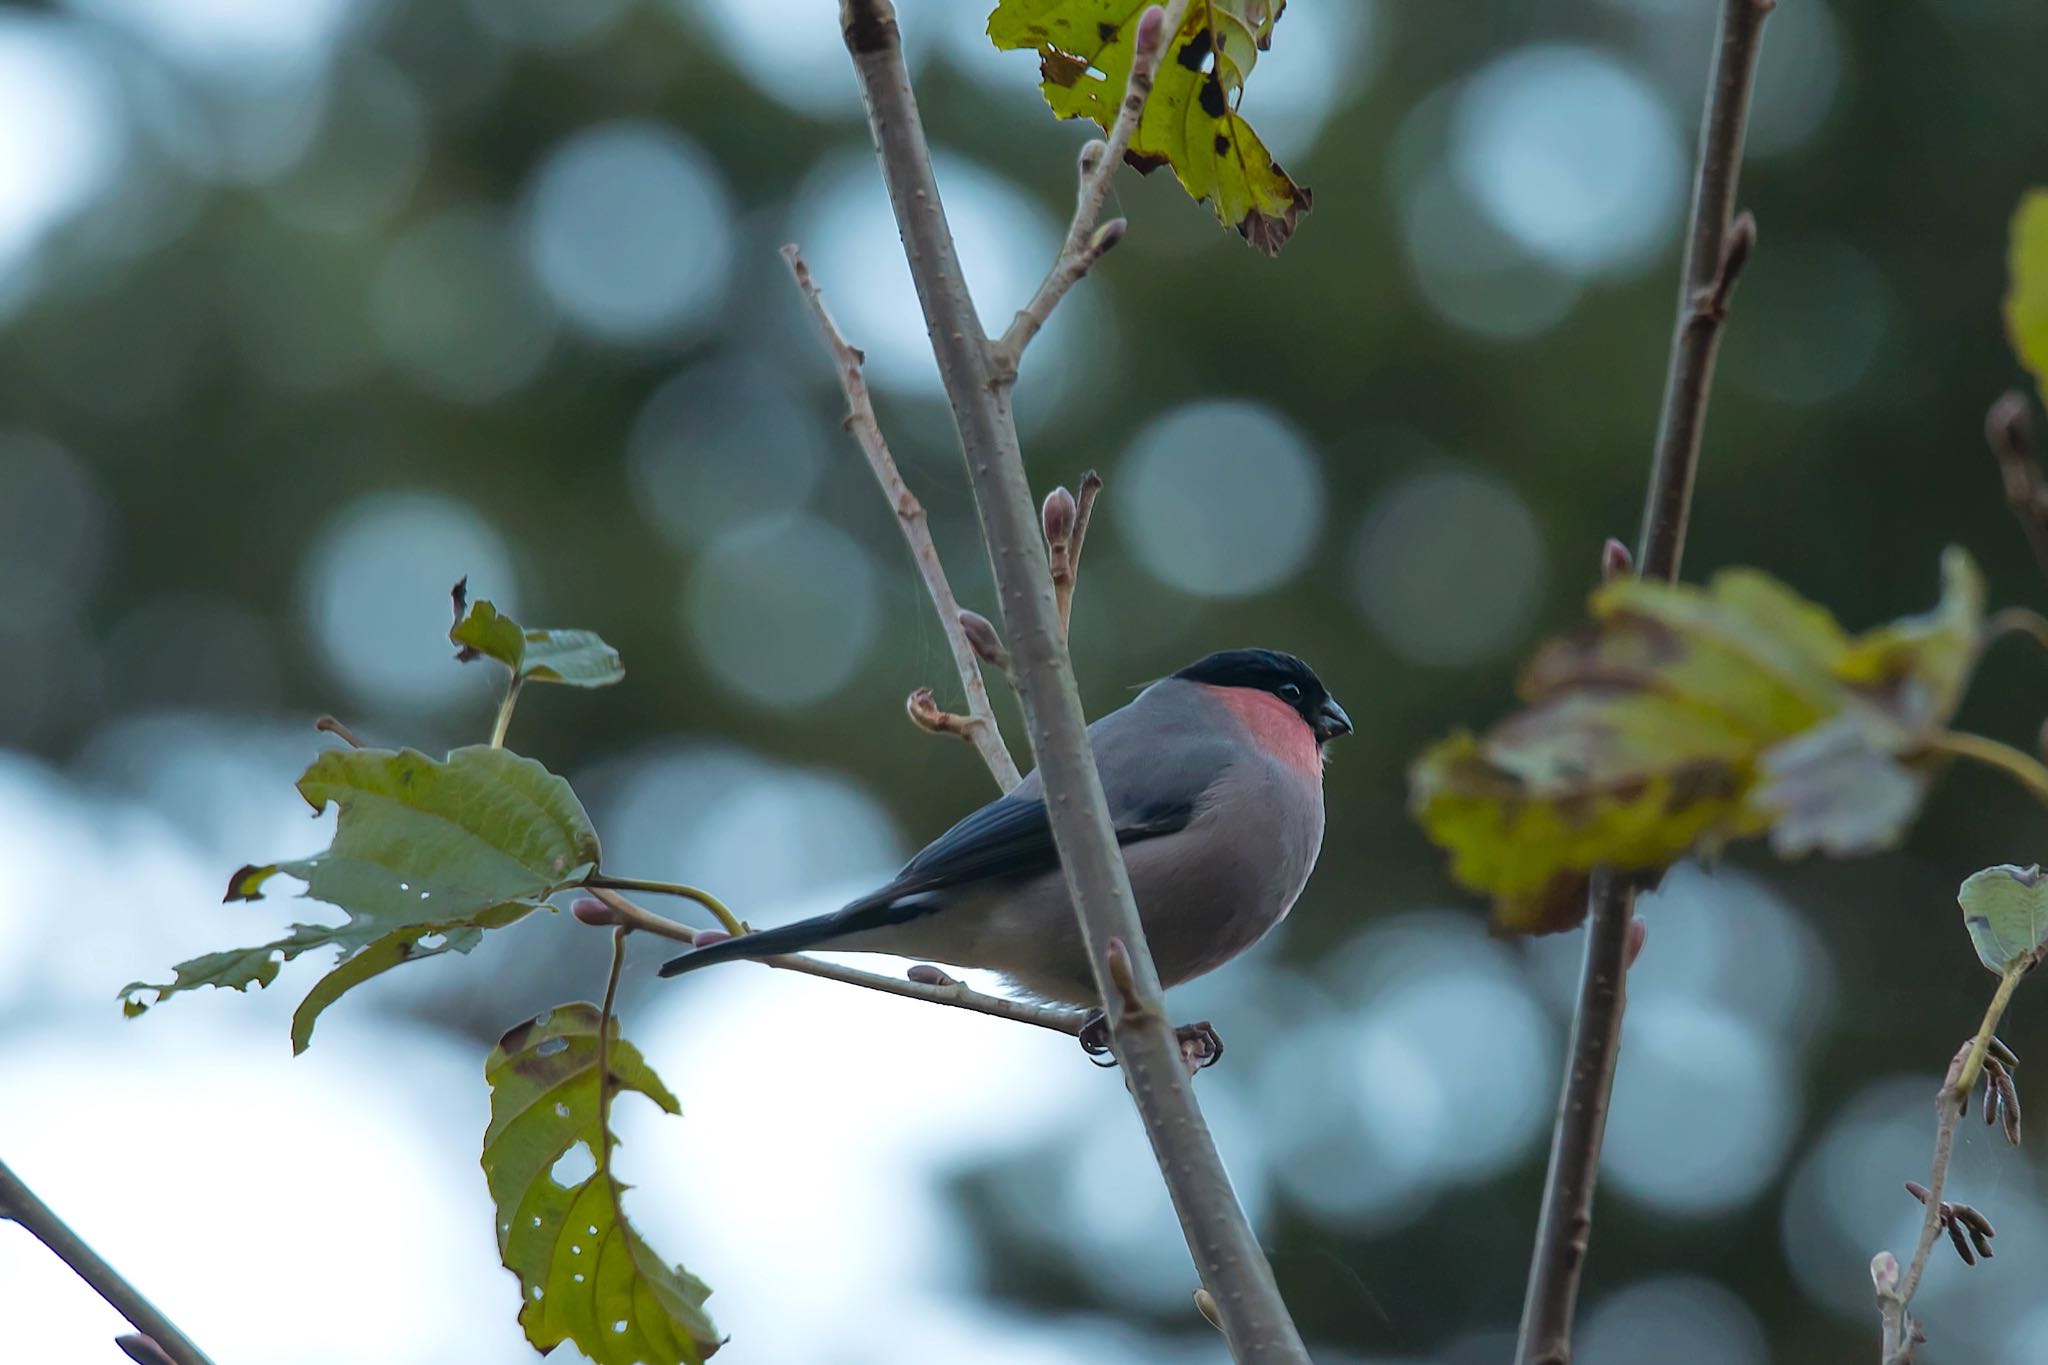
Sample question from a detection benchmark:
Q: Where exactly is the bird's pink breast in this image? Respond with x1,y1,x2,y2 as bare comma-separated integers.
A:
1203,684,1323,780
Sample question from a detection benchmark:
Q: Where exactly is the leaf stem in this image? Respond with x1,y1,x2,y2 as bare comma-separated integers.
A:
1956,964,2025,1102
1517,2,1772,1361
584,874,745,938
1925,730,2048,807
0,1159,216,1365
489,676,523,749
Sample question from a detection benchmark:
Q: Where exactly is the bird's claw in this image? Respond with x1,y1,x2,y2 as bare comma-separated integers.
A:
1176,1020,1225,1071
1078,1012,1118,1067
1074,1013,1226,1071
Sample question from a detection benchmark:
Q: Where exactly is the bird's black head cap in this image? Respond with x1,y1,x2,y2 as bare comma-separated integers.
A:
1173,649,1352,742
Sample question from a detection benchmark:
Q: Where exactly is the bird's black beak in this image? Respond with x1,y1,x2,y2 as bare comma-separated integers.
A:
1315,698,1353,742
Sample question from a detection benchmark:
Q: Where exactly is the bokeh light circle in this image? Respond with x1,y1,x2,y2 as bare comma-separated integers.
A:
1450,45,1684,277
1351,464,1546,666
301,489,517,710
628,357,829,548
1605,998,1796,1214
684,514,880,708
522,120,734,344
1117,400,1324,598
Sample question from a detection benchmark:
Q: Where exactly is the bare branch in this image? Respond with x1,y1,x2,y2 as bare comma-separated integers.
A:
838,1,1308,1357
997,1,1188,364
781,243,1022,792
1516,3,1773,1362
0,1160,216,1365
584,889,1089,1037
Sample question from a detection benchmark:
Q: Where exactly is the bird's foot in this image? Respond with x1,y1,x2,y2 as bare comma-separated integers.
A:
1073,1014,1226,1072
1077,1012,1118,1067
1176,1020,1225,1072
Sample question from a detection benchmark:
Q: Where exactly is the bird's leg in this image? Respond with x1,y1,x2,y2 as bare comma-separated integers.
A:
1077,1012,1120,1066
1076,1013,1226,1072
1176,1020,1225,1071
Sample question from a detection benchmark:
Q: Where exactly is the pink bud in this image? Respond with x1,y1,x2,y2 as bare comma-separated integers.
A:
1042,486,1077,547
1624,917,1647,971
1134,4,1166,57
960,609,1008,668
571,897,618,926
1601,538,1633,581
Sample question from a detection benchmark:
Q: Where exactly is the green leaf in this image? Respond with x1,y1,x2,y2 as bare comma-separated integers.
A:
484,1004,720,1365
289,902,536,1054
987,1,1312,254
284,745,600,920
120,923,342,1018
1411,552,1985,932
452,596,625,689
452,596,529,672
122,746,598,1039
1959,864,2048,975
2007,187,2048,403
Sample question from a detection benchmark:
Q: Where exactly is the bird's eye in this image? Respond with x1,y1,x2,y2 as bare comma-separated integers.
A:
1278,683,1303,702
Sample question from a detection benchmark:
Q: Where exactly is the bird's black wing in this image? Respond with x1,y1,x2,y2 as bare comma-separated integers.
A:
887,791,1194,898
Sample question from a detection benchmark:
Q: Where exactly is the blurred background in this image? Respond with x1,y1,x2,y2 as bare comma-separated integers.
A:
3,0,2048,1360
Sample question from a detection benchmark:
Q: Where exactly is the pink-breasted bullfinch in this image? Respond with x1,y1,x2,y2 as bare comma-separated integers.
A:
657,649,1350,1007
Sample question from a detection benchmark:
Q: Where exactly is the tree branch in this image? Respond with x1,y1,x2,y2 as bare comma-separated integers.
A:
781,243,1023,793
583,889,1088,1037
1515,3,1772,1362
0,1159,216,1365
997,1,1187,365
838,3,1307,1359
1878,970,2025,1361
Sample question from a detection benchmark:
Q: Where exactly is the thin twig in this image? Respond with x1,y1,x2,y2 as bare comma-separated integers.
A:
0,1159,216,1365
1515,3,1772,1362
586,888,1087,1036
781,242,1023,792
1047,471,1103,636
838,2,1308,1359
1924,729,2048,807
1879,968,2026,1361
998,0,1188,365
1986,392,2048,587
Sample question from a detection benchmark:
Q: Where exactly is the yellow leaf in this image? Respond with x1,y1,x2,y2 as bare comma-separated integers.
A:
1410,553,1986,932
986,0,1312,253
2007,188,2048,402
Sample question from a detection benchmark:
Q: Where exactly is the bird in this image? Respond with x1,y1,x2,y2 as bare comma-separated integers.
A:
655,649,1349,1037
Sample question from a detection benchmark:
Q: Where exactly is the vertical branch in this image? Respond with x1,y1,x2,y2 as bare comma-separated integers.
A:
1514,3,1772,1363
782,245,1023,792
837,2,1308,1359
0,1159,216,1365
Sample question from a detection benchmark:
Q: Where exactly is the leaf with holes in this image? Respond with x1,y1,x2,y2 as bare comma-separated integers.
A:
1960,864,2048,976
484,1003,720,1364
2007,188,2048,404
452,595,625,689
120,746,597,1040
987,1,1312,253
1411,551,1985,932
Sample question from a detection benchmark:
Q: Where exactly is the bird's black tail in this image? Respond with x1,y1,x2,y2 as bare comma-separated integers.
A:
655,886,935,979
